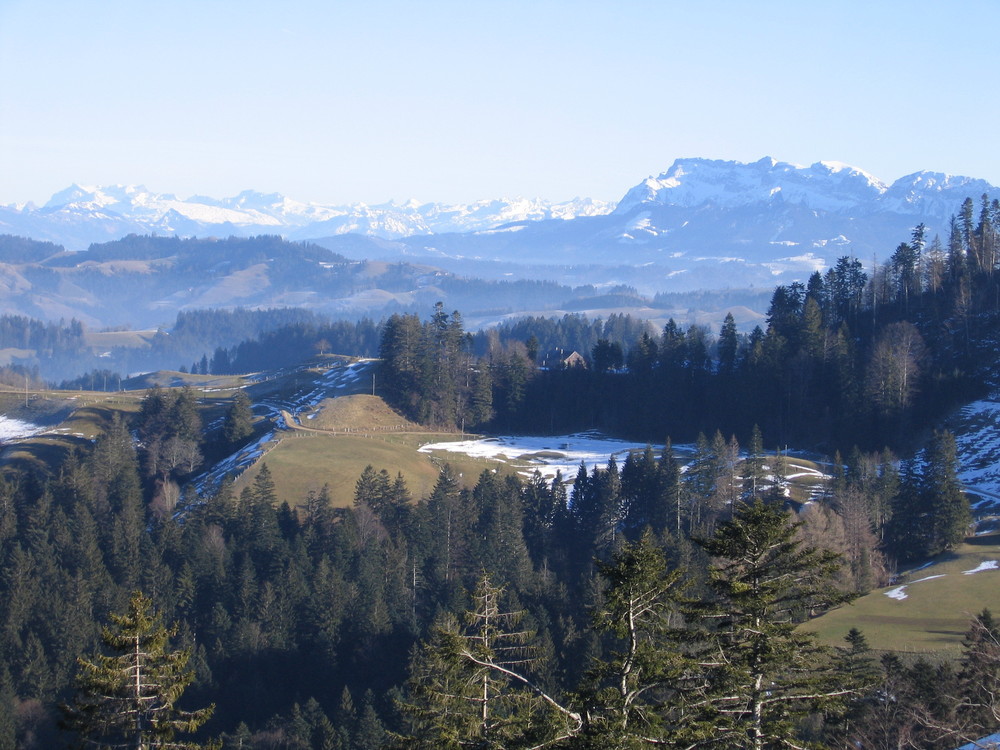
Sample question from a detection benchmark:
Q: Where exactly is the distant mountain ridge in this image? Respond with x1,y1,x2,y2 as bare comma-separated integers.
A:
2,157,997,293
309,159,998,293
1,184,612,251
615,157,995,216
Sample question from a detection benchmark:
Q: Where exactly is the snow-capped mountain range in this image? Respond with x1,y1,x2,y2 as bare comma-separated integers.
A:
614,157,994,216
1,157,996,293
302,158,998,293
0,184,612,251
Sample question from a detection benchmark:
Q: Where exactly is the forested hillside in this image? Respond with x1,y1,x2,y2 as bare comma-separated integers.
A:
0,385,993,748
380,197,1000,453
1,194,1000,749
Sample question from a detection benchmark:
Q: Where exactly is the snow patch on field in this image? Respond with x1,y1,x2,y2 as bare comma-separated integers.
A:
419,431,685,481
192,429,277,495
911,574,946,584
963,560,998,575
288,359,374,411
954,400,1000,503
884,573,946,601
0,417,44,441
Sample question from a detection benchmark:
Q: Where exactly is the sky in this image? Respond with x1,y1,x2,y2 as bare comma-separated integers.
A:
2,0,999,208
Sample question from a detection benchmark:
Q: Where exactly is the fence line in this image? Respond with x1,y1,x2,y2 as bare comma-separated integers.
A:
285,423,415,436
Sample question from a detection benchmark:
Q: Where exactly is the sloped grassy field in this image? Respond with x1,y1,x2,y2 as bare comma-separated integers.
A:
231,431,511,509
803,534,1000,656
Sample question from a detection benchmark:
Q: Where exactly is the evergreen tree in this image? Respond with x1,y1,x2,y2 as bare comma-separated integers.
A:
398,575,576,749
889,240,921,309
742,425,767,502
923,430,971,556
413,464,477,606
658,440,684,537
685,432,717,534
572,458,623,558
825,628,880,746
302,697,338,750
620,445,662,537
468,366,494,428
581,531,689,747
521,471,557,567
957,609,1000,739
221,391,254,448
354,691,387,750
591,339,623,373
690,501,856,750
354,465,389,512
828,256,867,325
60,591,216,749
886,459,929,562
717,313,739,376
472,472,532,590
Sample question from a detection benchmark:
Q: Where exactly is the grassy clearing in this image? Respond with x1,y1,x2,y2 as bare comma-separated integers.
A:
302,394,422,432
0,389,79,423
239,357,368,403
803,535,1000,656
125,371,247,390
84,329,158,349
0,381,245,474
232,431,505,509
238,392,512,508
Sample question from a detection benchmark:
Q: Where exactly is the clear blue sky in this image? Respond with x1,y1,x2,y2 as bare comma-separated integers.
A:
2,0,998,207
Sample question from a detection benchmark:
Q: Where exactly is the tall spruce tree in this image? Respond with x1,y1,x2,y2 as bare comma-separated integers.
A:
580,531,689,747
689,500,856,750
60,591,216,750
741,425,767,502
924,430,971,557
221,391,254,448
717,313,739,376
397,575,577,749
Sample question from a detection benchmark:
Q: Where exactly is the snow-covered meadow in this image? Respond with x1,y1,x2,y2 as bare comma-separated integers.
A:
0,416,44,441
418,432,690,482
418,433,835,497
954,398,1000,505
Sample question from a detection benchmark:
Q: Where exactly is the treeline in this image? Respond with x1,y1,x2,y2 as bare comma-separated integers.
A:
0,235,63,263
380,195,1000,452
85,308,342,383
141,308,379,378
191,318,380,376
0,307,381,388
59,233,349,267
474,312,651,367
0,316,85,359
0,396,987,748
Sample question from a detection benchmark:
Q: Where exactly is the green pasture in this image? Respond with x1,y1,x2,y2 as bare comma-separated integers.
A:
803,534,1000,656
231,431,512,509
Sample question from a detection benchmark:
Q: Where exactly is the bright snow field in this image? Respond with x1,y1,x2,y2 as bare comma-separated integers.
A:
418,432,688,482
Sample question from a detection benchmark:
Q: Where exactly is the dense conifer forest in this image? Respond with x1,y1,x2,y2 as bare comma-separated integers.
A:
1,195,1000,748
382,197,1000,453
